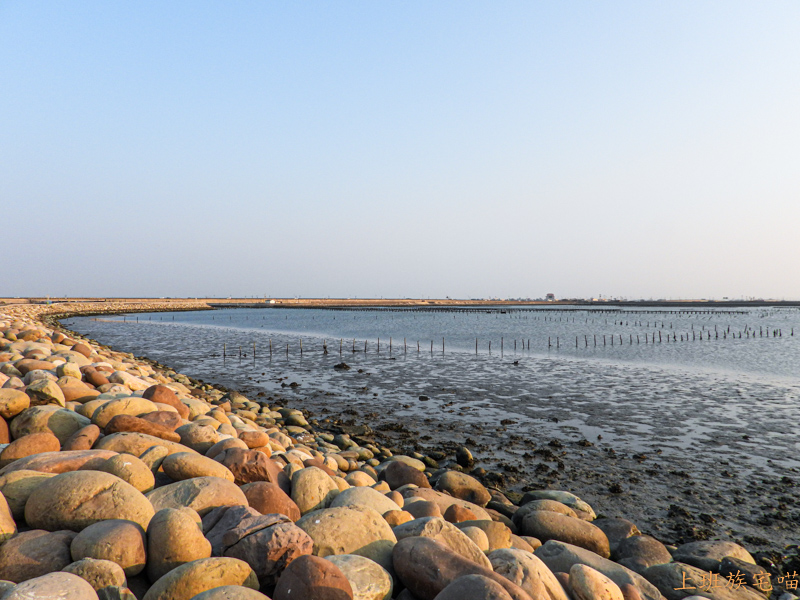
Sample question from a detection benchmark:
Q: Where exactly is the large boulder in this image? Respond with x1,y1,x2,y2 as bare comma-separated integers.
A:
393,517,492,569
435,574,514,600
273,554,353,600
435,471,491,506
95,431,196,457
147,507,212,582
216,447,289,489
291,466,340,515
520,511,610,558
0,449,117,475
241,481,301,521
489,548,570,600
0,469,57,519
70,519,147,577
146,476,248,516
25,470,155,531
25,378,66,407
671,541,755,572
91,397,159,428
325,554,393,600
403,487,491,520
163,452,236,482
10,405,91,443
142,557,258,600
0,529,76,582
0,431,61,466
330,486,401,516
224,520,314,585
1,571,98,599
391,536,532,600
534,541,662,600
0,388,30,418
62,557,127,591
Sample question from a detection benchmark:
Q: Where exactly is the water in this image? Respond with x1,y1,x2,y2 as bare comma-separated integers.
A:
63,305,800,547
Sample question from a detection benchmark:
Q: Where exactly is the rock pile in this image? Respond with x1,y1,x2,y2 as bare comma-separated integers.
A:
0,308,780,600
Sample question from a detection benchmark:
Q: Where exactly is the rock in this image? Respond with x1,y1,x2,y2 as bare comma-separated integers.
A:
615,535,673,573
10,405,91,443
460,526,489,552
0,389,30,418
520,511,610,558
25,378,66,407
72,343,93,358
405,500,443,519
58,378,100,403
70,519,147,576
105,415,181,442
292,466,340,515
146,476,248,516
455,520,511,551
444,504,478,523
176,423,219,453
345,471,377,487
570,564,625,600
512,500,578,529
107,371,149,391
510,535,536,552
142,557,259,600
403,487,492,521
391,536,532,600
534,541,662,600
96,584,138,600
25,470,154,531
522,491,596,520
163,452,236,482
393,517,492,569
142,385,190,419
241,481,301,521
0,431,61,466
672,541,754,573
140,410,183,431
719,557,772,597
435,471,491,506
0,492,15,542
95,431,195,457
202,506,262,555
435,574,514,600
594,518,641,555
384,460,431,490
63,424,102,451
147,507,212,582
224,520,314,585
207,437,248,459
642,562,764,600
92,397,159,428
0,449,117,475
0,469,56,519
140,445,170,472
297,505,397,564
489,548,570,600
384,510,414,527
56,362,83,379
1,571,98,599
0,529,76,582
216,448,288,488
330,486,401,515
456,447,474,468
189,587,270,600
63,558,127,590
273,554,353,600
96,453,155,493
325,554,393,600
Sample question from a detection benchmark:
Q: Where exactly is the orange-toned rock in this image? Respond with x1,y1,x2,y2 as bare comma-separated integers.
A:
0,432,61,466
303,457,336,477
0,449,117,475
84,370,110,388
444,504,479,523
139,411,183,431
239,431,270,449
216,448,290,491
142,385,189,419
242,482,301,521
14,359,56,376
105,415,181,442
62,425,102,451
0,418,8,445
273,555,353,600
71,343,93,358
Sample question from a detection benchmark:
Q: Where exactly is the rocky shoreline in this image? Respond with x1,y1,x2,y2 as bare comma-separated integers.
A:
0,301,794,600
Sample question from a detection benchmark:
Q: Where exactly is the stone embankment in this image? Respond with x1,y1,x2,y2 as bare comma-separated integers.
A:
0,304,790,599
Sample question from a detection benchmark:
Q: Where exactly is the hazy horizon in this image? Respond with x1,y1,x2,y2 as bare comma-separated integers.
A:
2,2,798,300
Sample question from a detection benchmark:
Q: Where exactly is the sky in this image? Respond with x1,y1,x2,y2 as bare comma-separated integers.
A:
1,2,799,300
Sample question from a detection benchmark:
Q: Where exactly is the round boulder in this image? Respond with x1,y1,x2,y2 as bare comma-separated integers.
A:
70,519,147,576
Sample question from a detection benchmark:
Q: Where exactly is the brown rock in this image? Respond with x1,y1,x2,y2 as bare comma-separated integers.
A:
206,437,248,460
216,447,290,490
142,557,258,600
0,469,57,519
242,481,301,521
0,448,117,475
384,459,431,490
140,411,183,431
225,521,314,585
163,452,236,482
10,404,90,443
63,557,127,591
91,398,159,429
444,504,478,523
521,511,610,558
105,415,181,442
147,507,212,582
58,378,100,403
392,536,532,600
71,519,147,576
0,418,7,444
273,554,353,600
15,359,56,375
63,424,102,451
239,430,270,449
85,370,110,388
142,385,190,419
0,389,30,419
593,518,641,555
304,457,337,476
72,343,93,358
435,574,515,600
403,488,492,521
94,431,196,457
0,431,61,466
406,500,443,519
146,476,249,516
25,470,155,532
176,423,219,454
96,453,155,493
435,471,491,507
0,529,76,582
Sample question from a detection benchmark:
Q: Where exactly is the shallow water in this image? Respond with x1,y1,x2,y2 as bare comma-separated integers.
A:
64,305,800,548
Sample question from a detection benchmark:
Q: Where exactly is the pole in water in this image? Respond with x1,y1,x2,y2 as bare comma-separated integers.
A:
253,342,256,358
340,339,343,354
269,339,272,356
443,337,445,354
223,343,226,358
476,338,478,354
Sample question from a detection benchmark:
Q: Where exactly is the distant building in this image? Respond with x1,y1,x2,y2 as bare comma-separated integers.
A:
545,293,556,302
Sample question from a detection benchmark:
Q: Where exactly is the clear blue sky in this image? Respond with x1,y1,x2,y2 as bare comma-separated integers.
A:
2,2,798,299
